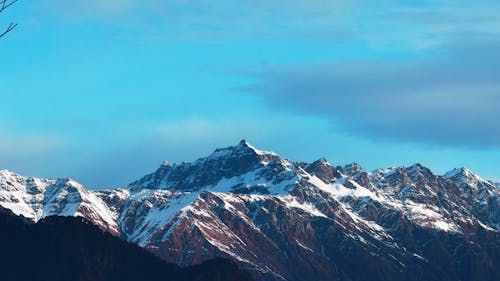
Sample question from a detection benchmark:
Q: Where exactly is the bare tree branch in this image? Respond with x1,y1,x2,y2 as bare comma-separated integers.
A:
0,0,18,12
0,0,19,38
0,22,16,38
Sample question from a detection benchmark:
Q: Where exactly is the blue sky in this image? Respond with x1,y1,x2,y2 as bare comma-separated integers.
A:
0,0,499,188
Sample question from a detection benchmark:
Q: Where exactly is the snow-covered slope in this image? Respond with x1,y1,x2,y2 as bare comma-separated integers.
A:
102,140,298,247
105,141,500,281
0,170,119,235
1,140,499,281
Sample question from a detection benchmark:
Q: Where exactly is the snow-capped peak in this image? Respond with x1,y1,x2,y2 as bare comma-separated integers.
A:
128,140,286,192
407,163,425,172
313,158,332,166
239,139,279,156
443,167,492,187
0,171,119,235
442,167,499,211
342,162,364,176
0,169,14,175
208,139,279,160
0,170,27,181
444,167,473,179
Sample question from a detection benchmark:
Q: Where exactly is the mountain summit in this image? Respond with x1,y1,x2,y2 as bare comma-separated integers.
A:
128,140,286,193
1,141,499,281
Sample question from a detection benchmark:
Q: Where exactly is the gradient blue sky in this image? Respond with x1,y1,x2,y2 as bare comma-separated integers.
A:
0,0,499,188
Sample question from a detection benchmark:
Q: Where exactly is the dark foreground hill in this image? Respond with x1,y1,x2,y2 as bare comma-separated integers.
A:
0,207,253,281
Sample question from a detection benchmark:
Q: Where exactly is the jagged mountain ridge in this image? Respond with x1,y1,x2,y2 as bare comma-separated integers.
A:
1,140,499,281
0,170,119,235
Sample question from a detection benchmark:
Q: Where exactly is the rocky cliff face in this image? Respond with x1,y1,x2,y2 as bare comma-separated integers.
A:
1,140,499,281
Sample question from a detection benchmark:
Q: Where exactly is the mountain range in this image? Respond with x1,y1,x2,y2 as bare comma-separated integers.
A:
1,140,499,281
